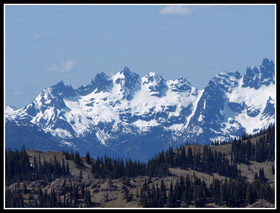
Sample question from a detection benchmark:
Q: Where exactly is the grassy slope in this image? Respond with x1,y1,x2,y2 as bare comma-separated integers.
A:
22,132,275,208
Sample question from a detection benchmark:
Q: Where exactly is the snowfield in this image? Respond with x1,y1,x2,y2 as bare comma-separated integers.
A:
5,59,275,160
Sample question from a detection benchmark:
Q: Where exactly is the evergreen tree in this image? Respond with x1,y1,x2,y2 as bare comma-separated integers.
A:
271,165,275,175
85,152,91,164
160,179,167,206
79,170,83,180
259,168,265,182
246,184,255,205
167,182,175,207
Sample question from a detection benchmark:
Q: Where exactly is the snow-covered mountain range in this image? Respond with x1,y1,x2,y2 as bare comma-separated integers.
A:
5,59,275,161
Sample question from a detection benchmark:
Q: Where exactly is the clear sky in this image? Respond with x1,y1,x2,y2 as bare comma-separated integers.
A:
5,4,275,108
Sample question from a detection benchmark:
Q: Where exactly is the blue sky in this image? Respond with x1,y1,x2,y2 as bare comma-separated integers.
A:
5,4,275,108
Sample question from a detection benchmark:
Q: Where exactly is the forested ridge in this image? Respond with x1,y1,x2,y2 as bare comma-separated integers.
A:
5,124,275,208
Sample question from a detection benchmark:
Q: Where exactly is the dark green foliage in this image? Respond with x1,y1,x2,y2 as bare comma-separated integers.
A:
259,168,265,182
166,145,239,178
139,174,274,208
90,154,167,179
123,186,133,202
167,182,175,207
5,146,33,186
5,188,25,208
5,125,275,208
85,152,91,164
246,184,254,204
90,141,239,180
5,146,70,186
79,170,83,179
74,151,82,167
121,176,131,187
271,165,275,175
232,124,275,164
84,188,91,207
140,181,167,207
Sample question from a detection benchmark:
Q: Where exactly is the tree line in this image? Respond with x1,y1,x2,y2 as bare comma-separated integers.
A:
139,173,275,208
5,146,70,186
231,124,275,164
86,144,238,180
5,124,275,208
5,181,93,208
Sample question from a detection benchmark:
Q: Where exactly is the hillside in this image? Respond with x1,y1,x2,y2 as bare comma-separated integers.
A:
5,125,275,208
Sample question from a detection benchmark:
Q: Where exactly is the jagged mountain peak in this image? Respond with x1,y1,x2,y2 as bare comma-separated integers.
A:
242,66,260,89
49,81,76,98
5,105,19,121
77,72,113,95
109,67,141,100
142,72,165,82
120,66,133,74
261,58,274,68
168,76,192,93
260,58,275,85
113,67,140,82
5,104,17,111
242,59,275,89
91,72,110,82
51,80,65,88
113,67,140,86
5,58,275,161
141,72,167,97
213,71,242,82
207,71,241,93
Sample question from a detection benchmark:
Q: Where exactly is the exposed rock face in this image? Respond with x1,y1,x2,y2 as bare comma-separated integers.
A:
248,199,275,208
5,59,275,161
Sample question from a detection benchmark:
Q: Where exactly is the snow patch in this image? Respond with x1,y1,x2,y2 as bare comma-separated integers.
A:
133,119,160,131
